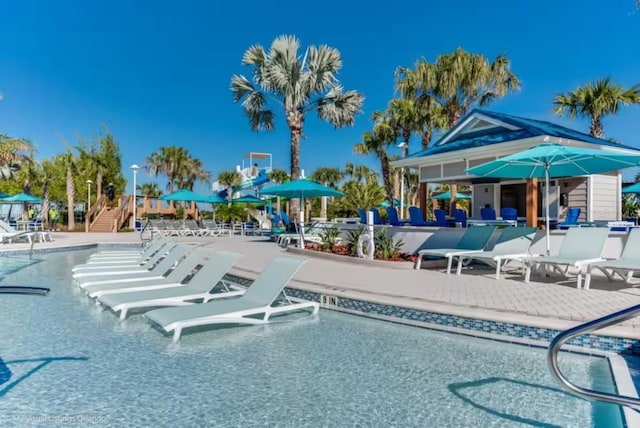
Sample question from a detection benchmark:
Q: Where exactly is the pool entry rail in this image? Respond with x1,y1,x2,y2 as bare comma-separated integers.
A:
548,303,640,409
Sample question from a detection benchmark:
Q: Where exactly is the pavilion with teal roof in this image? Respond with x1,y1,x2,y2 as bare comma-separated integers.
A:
392,109,640,226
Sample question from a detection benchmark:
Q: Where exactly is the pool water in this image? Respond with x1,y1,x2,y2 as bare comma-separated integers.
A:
0,250,625,427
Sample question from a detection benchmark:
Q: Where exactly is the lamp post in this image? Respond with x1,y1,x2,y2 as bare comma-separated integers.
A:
85,180,93,233
131,164,140,230
86,180,93,209
397,142,409,218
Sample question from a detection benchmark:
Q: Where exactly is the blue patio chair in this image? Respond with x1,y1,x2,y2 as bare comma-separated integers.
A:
480,207,496,220
557,207,581,230
500,207,518,221
280,212,291,231
356,208,367,224
386,207,410,226
454,209,467,227
434,209,450,227
271,214,282,227
370,208,384,225
409,206,435,226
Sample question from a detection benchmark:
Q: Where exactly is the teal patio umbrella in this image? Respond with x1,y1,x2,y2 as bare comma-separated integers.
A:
160,189,213,219
622,182,640,194
159,189,211,203
2,193,43,203
434,191,471,201
260,179,344,225
467,143,640,254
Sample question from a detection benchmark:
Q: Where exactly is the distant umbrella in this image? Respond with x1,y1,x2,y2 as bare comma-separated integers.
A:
159,189,211,203
433,191,471,200
2,193,43,203
622,182,640,194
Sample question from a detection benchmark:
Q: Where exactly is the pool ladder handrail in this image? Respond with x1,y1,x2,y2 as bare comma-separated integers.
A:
548,303,640,409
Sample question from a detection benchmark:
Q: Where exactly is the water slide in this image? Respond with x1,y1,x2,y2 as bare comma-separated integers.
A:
214,168,270,199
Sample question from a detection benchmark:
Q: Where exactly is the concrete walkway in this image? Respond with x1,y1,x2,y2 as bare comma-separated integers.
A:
5,232,640,338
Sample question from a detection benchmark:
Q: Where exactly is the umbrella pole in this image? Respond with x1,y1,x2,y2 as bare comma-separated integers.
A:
545,166,550,256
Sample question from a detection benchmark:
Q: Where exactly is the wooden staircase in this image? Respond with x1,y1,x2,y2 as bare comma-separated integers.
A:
89,208,120,232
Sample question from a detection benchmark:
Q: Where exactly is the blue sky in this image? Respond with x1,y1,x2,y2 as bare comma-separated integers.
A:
1,0,640,194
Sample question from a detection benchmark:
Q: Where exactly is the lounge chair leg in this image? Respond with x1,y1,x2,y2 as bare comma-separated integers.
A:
446,256,453,274
584,268,592,290
119,309,128,321
172,328,182,342
495,259,502,280
456,257,463,275
524,264,531,283
414,256,422,270
576,272,583,289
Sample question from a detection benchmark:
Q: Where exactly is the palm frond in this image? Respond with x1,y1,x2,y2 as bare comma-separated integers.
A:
242,44,267,66
317,86,364,127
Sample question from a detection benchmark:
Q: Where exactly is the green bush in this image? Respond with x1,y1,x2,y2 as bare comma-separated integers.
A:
374,229,404,260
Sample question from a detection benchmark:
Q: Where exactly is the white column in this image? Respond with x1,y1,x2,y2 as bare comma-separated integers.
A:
131,164,140,230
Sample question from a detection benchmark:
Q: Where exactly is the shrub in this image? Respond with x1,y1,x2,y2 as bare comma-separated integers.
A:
374,229,404,260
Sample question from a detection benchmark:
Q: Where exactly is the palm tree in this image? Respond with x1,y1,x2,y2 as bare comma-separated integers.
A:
145,146,192,193
269,168,290,185
217,170,241,206
231,34,365,218
553,78,640,138
0,134,34,180
138,183,163,198
268,168,289,214
174,158,212,190
59,151,76,230
397,48,520,212
354,129,395,206
341,180,385,212
343,162,378,184
311,167,344,219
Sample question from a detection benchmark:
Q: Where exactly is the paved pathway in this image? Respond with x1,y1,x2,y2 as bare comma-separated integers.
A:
5,232,640,337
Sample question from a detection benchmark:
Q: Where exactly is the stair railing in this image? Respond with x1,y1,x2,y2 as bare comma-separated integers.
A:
85,194,107,232
110,195,132,232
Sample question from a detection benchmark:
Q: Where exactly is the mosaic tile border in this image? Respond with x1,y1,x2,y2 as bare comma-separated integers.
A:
223,273,640,356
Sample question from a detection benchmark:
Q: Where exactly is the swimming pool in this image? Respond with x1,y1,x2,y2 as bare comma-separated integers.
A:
0,250,626,426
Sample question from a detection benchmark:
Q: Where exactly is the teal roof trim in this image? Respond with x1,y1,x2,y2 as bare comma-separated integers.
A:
406,109,638,159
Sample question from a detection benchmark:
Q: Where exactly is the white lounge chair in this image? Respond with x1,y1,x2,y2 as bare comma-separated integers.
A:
73,243,183,279
97,250,243,319
74,245,190,288
453,227,539,279
415,226,497,273
145,256,319,341
524,227,610,289
72,241,170,272
0,219,51,243
584,228,640,290
82,247,213,298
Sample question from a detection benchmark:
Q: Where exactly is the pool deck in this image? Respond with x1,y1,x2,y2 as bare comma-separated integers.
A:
5,231,640,339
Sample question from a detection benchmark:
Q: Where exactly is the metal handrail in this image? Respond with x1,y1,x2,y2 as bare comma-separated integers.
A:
548,303,640,409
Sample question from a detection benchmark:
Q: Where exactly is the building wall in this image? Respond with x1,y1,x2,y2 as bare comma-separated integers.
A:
590,172,620,221
472,184,495,218
557,177,587,221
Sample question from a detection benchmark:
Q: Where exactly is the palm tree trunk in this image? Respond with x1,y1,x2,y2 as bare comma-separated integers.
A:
96,171,103,198
320,196,327,219
66,170,75,230
380,151,394,206
590,116,604,138
418,128,433,220
289,124,302,221
393,169,400,200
